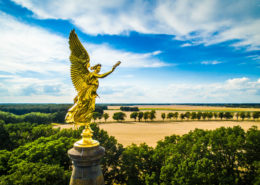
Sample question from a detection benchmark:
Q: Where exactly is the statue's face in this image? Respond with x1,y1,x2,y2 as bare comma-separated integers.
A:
95,66,101,73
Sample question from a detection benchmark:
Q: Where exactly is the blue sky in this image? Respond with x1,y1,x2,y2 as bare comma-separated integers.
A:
0,0,260,103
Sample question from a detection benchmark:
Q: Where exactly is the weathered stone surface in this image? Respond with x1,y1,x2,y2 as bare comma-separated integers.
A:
68,145,105,185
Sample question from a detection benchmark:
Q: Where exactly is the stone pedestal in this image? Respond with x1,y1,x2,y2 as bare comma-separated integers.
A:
68,145,105,185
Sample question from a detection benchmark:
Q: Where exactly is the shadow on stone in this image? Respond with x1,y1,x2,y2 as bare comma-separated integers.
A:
68,145,105,185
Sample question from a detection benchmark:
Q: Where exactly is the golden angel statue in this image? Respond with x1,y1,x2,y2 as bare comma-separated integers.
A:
65,30,120,147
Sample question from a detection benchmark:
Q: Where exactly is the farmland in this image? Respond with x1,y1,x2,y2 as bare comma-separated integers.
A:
56,105,260,147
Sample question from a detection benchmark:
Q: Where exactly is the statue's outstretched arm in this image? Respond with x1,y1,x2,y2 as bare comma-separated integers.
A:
95,61,121,78
96,69,114,78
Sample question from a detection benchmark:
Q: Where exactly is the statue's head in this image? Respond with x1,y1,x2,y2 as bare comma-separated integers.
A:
91,64,101,73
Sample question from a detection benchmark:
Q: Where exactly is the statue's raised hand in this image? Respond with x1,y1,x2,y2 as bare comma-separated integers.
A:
113,61,121,70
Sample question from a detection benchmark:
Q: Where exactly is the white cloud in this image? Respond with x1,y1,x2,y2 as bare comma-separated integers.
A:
0,12,169,102
169,77,260,103
95,77,260,103
0,12,69,74
226,77,249,85
0,11,167,74
201,61,222,65
180,43,192,47
155,0,260,50
86,45,167,68
0,74,74,96
152,50,162,55
11,0,260,50
1,66,260,103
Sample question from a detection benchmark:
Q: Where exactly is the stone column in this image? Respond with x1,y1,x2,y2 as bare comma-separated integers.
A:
68,145,105,185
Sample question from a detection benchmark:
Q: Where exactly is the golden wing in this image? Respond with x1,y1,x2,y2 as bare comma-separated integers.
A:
69,29,90,92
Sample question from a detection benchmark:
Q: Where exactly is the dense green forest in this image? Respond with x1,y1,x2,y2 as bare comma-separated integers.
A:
0,105,259,185
0,104,107,115
0,104,107,124
120,106,139,111
178,103,260,108
86,103,260,108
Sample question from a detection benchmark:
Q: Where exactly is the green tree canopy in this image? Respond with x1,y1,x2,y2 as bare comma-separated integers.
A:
113,112,126,122
252,112,260,120
93,112,102,122
130,112,138,121
191,112,197,120
173,112,179,120
149,110,156,121
0,161,70,185
161,113,166,121
138,112,143,122
224,112,233,120
219,112,224,120
167,112,174,120
144,112,149,121
185,112,191,120
103,113,109,122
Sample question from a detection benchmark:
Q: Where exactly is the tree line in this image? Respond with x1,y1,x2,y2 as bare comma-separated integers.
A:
92,111,260,122
159,111,260,121
120,106,139,111
0,104,108,115
0,105,108,124
0,111,62,125
180,103,260,108
93,110,157,122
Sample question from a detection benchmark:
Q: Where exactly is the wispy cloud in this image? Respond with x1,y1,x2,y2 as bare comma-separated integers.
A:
247,55,260,60
12,0,260,50
201,61,222,65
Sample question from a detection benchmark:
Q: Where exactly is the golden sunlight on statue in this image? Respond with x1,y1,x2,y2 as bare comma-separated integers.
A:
65,29,120,147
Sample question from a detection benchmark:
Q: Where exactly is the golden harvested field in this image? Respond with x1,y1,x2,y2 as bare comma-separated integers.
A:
108,105,260,112
55,105,260,147
55,121,260,147
99,121,260,147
